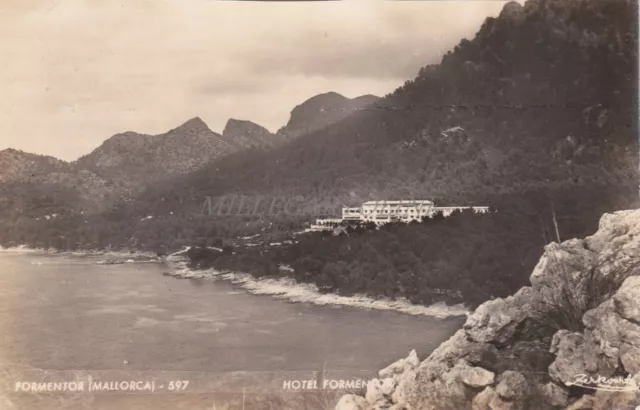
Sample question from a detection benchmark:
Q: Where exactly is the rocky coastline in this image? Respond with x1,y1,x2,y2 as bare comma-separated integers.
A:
337,209,640,410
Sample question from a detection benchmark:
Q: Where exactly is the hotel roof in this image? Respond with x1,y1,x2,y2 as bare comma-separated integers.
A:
362,200,434,205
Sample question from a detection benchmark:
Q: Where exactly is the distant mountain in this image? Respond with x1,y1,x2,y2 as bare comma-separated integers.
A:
222,119,281,148
73,91,378,190
0,92,379,221
0,118,238,218
110,0,637,247
0,148,112,211
0,149,69,183
74,117,239,189
276,92,380,139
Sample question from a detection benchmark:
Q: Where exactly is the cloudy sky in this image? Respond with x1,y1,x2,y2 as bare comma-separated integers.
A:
0,0,511,161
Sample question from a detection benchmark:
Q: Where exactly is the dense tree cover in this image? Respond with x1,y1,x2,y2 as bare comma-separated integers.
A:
187,187,639,308
188,210,539,308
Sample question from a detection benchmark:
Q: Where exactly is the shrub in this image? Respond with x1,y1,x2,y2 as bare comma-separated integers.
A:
530,250,640,335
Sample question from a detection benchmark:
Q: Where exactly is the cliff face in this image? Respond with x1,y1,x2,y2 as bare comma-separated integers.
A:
337,209,640,410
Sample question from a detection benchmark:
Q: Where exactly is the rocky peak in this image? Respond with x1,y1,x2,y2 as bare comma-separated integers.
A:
352,94,381,106
277,92,380,139
222,118,277,149
223,118,271,139
74,116,234,189
500,1,525,21
100,131,151,149
289,91,374,119
167,116,214,137
299,91,349,106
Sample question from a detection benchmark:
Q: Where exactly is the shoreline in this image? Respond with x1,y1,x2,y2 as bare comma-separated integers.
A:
0,244,469,319
165,260,470,319
0,245,160,259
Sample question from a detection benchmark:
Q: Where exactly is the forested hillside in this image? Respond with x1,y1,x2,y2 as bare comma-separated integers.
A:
188,209,546,307
0,0,637,308
92,0,638,246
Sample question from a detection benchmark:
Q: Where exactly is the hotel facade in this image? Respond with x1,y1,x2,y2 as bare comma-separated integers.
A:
310,200,490,230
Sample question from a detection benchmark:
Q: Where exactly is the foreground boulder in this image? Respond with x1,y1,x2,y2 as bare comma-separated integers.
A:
336,209,640,410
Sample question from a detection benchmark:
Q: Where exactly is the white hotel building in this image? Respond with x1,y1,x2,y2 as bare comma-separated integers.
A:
310,200,490,230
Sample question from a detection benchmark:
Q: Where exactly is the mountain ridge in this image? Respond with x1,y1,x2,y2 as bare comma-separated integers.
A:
0,0,636,256
0,91,381,193
106,0,637,247
74,116,235,188
0,91,385,222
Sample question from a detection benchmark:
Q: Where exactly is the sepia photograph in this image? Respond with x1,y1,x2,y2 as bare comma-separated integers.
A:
0,0,638,409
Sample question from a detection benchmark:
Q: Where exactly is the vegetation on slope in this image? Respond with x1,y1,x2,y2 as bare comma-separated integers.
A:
0,0,637,308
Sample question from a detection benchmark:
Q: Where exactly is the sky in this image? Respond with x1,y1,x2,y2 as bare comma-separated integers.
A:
0,0,511,161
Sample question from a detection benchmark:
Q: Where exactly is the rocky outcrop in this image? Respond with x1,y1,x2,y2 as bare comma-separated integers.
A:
549,275,640,383
336,209,640,410
499,1,525,23
222,118,279,148
276,92,379,140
